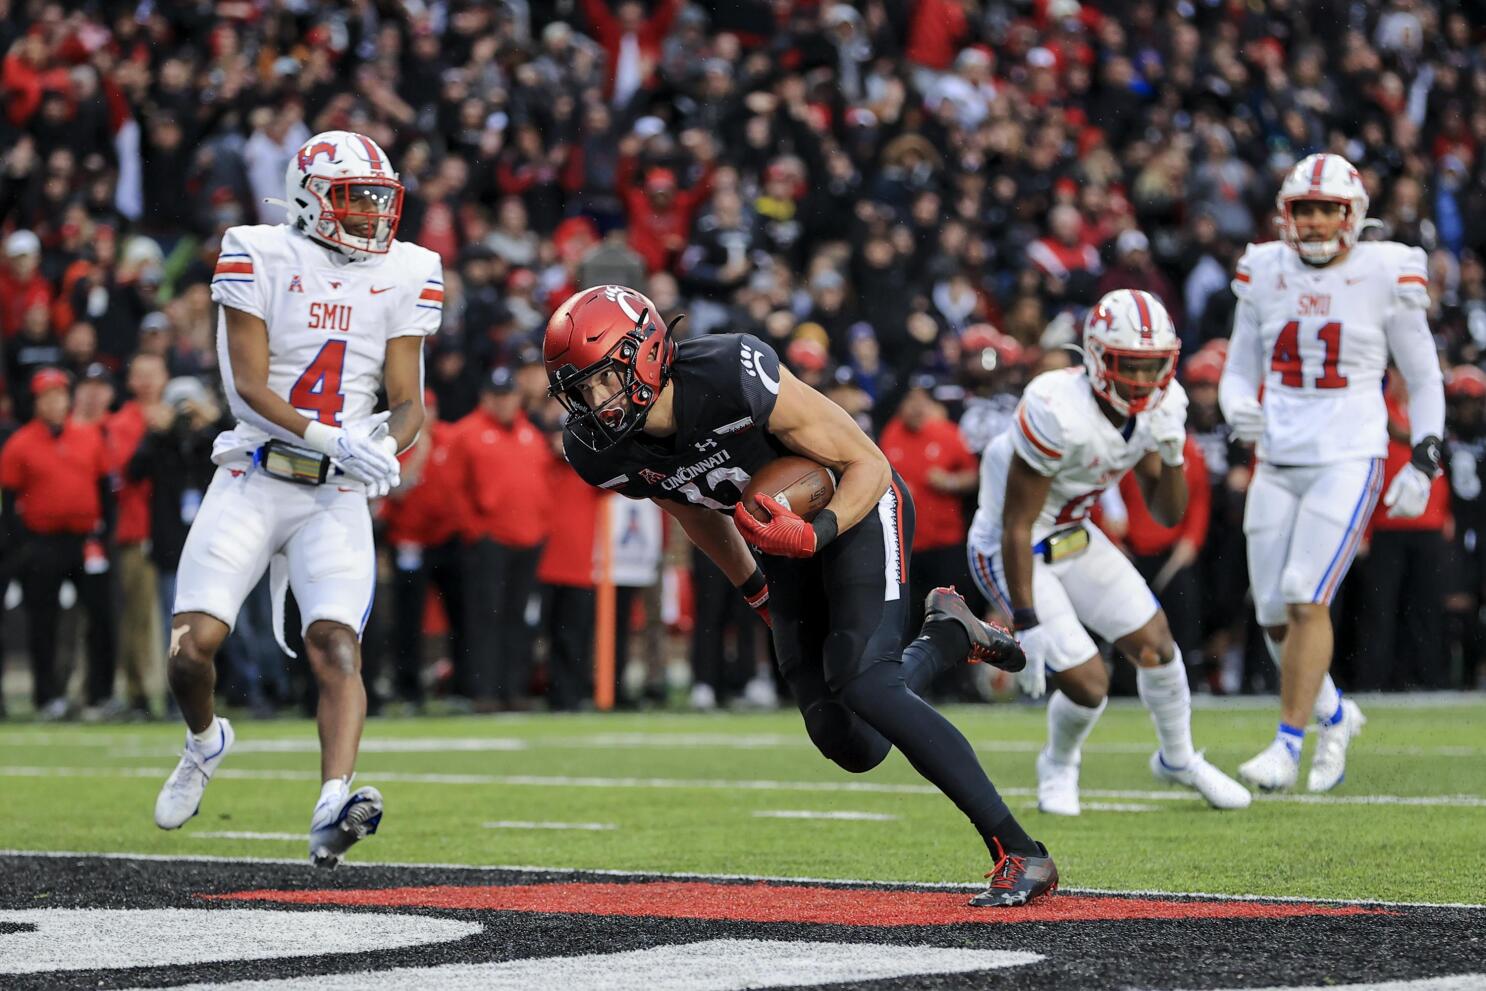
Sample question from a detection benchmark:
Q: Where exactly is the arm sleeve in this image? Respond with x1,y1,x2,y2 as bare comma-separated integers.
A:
1177,441,1211,549
737,334,782,426
1386,306,1445,443
1009,391,1067,477
1218,296,1265,419
392,251,444,340
209,228,268,320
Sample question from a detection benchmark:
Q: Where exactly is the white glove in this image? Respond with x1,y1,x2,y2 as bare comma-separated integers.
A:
1383,463,1432,519
1145,394,1188,467
1225,398,1265,444
307,412,401,496
1015,625,1051,700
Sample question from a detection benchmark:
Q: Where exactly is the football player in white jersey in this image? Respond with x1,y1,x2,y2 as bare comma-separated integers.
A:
968,289,1251,815
153,131,443,865
1219,153,1444,792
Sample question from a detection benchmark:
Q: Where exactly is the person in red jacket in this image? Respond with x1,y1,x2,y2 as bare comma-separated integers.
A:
382,390,465,710
0,368,114,719
106,352,169,719
0,231,53,340
879,376,980,637
579,0,682,107
536,412,604,710
615,132,716,274
1352,377,1451,691
1112,435,1211,691
450,367,552,711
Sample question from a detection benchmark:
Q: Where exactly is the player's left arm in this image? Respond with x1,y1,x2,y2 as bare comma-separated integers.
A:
767,365,892,537
1132,450,1188,527
382,335,426,455
1380,254,1446,517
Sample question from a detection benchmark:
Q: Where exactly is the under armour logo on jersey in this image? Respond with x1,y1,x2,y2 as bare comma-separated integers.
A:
638,468,668,485
297,141,337,171
288,275,304,294
694,438,718,452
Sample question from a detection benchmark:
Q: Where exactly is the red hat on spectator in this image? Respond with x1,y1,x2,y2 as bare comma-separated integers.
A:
786,337,830,374
1182,350,1225,386
1446,365,1486,400
962,324,1027,369
30,367,70,397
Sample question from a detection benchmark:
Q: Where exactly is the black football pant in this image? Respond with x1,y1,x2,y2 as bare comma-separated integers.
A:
543,583,595,710
462,539,542,703
1353,529,1448,691
690,546,763,699
766,475,1033,858
390,540,464,704
19,533,116,708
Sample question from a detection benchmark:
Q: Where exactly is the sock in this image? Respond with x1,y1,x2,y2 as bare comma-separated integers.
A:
317,777,349,809
1276,722,1305,761
1046,691,1106,766
1138,649,1195,769
189,717,221,750
1314,680,1344,725
841,661,1039,858
901,619,971,695
1263,630,1343,725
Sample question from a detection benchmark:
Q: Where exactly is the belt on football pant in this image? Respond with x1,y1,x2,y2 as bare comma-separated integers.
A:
1032,524,1091,564
252,439,335,486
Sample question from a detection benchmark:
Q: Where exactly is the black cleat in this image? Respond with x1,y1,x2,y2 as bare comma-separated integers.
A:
924,587,1025,672
969,840,1059,908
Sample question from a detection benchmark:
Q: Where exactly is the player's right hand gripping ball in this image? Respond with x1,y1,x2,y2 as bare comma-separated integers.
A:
733,494,818,558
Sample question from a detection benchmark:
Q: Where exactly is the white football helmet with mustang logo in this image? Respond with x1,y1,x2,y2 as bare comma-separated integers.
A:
1082,288,1180,416
284,130,403,260
1276,152,1369,266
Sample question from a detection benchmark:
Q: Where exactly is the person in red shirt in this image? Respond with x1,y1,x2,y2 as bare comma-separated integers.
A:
879,376,980,637
105,353,169,719
615,135,717,274
381,390,465,710
1352,377,1451,691
536,411,604,710
0,231,54,340
0,368,114,719
449,367,552,710
579,0,682,105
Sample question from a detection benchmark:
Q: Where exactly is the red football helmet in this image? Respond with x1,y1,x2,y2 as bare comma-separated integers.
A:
544,285,676,450
1446,365,1486,400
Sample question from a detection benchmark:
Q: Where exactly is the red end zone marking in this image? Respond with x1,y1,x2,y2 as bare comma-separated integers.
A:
205,882,1386,926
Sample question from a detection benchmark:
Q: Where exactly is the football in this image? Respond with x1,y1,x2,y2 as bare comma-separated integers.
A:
740,456,836,523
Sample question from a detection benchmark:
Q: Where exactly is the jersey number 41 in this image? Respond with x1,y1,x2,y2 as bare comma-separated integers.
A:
1271,320,1348,390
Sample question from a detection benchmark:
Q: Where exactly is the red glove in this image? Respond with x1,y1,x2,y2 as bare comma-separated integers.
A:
733,494,819,558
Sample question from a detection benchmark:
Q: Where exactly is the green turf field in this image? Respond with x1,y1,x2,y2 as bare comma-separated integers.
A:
2,698,1482,904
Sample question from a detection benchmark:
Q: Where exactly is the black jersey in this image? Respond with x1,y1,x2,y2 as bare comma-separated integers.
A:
564,334,789,511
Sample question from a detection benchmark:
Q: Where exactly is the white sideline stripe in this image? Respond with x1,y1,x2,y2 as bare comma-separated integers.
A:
196,831,301,841
1077,802,1157,813
3,764,1485,807
483,820,616,831
7,731,1486,759
2,849,1484,910
752,810,899,822
1158,978,1486,991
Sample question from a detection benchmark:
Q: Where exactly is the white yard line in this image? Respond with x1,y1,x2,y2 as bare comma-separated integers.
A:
752,810,900,822
482,820,616,831
3,764,1485,807
1,849,1482,910
195,831,302,841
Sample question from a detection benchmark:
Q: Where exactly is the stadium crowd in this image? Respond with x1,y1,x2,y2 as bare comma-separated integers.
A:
2,0,1485,721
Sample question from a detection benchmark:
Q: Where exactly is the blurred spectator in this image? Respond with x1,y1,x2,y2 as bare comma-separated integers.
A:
1443,366,1486,690
451,368,550,711
956,325,1033,455
537,415,603,711
1354,378,1450,691
580,0,683,108
606,495,667,707
880,376,979,636
1096,230,1185,346
5,302,63,423
382,390,465,712
0,369,114,719
616,131,716,274
242,105,310,226
0,230,50,338
106,353,169,719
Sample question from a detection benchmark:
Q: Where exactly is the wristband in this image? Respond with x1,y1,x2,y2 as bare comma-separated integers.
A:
1012,607,1039,631
739,566,768,605
302,420,340,457
1411,436,1443,478
810,509,839,550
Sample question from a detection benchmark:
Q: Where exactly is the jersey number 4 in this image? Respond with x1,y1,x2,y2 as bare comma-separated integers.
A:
290,340,347,425
1271,320,1348,390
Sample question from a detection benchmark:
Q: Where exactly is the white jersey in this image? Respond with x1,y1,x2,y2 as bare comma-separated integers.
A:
968,368,1182,552
1227,239,1431,466
208,224,443,463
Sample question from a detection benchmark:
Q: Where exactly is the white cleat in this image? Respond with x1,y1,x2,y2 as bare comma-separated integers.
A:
154,717,235,829
1150,751,1252,810
1036,750,1081,816
1238,739,1300,792
1308,698,1366,793
689,682,718,712
309,785,384,868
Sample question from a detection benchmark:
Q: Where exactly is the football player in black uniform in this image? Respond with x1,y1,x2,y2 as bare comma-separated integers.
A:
545,285,1057,907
